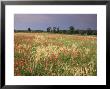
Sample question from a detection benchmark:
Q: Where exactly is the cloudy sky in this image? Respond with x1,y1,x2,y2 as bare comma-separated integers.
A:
14,14,97,30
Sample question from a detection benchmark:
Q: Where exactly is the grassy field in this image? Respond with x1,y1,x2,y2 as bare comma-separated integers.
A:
14,32,97,76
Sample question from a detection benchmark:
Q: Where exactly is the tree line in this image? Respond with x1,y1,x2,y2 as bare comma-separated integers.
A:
15,26,97,35
46,26,96,35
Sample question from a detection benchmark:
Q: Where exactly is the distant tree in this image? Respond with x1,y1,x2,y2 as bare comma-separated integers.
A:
69,26,75,34
62,30,67,34
56,27,60,33
92,30,97,35
47,27,51,32
86,28,92,35
74,29,79,34
28,27,31,32
50,29,53,33
53,27,57,33
77,30,83,35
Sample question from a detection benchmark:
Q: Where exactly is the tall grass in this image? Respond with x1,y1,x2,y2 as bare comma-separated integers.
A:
14,33,97,76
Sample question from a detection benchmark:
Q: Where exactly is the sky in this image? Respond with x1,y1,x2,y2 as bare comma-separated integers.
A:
14,14,97,31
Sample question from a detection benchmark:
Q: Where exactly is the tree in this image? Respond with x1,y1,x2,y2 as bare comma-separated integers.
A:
53,27,57,33
56,27,59,33
69,26,75,34
28,27,31,32
86,28,92,35
75,29,81,34
47,27,51,32
62,30,67,34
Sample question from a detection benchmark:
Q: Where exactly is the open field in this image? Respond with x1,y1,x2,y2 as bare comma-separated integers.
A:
14,32,97,76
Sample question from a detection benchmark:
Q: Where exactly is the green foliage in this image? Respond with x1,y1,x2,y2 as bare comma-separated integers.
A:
47,27,51,32
45,26,96,35
28,27,31,32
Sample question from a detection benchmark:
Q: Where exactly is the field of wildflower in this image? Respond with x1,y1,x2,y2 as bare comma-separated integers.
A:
14,32,97,76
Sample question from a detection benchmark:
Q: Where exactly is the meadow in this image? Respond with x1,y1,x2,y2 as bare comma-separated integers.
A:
14,32,97,76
